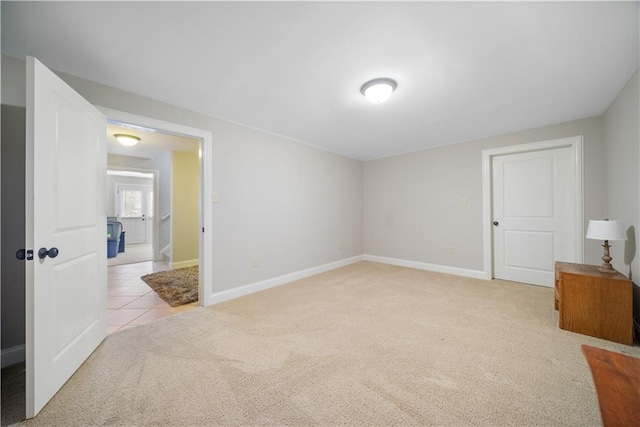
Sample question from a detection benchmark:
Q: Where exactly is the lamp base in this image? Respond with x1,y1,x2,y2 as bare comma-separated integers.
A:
597,264,618,274
598,241,616,273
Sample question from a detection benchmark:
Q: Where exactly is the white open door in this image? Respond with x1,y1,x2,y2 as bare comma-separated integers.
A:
25,57,107,417
492,146,576,287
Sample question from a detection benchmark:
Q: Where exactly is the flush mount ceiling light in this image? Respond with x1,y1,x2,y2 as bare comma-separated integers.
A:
360,78,397,104
114,134,141,147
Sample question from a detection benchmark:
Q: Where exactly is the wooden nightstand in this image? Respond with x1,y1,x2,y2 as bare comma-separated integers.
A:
555,262,633,345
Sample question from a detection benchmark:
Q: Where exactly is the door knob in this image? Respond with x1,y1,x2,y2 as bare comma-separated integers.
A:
38,247,59,260
493,221,499,226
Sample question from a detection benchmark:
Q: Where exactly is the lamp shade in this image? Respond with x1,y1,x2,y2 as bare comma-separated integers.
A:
586,220,626,241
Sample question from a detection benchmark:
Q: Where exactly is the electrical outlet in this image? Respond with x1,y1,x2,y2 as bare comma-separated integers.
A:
450,246,457,255
251,258,259,267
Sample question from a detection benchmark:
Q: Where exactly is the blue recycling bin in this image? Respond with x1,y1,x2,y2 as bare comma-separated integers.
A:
107,221,123,258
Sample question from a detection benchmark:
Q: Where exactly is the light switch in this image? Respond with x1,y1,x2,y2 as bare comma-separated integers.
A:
212,192,219,203
460,198,467,207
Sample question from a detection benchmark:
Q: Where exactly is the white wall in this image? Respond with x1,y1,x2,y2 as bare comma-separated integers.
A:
364,116,606,273
603,70,639,319
149,153,172,254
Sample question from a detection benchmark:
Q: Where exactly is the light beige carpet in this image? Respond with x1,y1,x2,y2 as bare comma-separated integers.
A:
14,262,640,426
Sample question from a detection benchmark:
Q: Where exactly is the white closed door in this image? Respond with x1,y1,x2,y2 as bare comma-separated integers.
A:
118,185,152,245
492,147,576,287
121,217,146,244
26,57,107,417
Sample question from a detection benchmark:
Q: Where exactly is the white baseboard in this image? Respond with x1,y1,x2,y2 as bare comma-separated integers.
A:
362,254,487,280
209,255,364,305
171,259,199,269
1,345,25,368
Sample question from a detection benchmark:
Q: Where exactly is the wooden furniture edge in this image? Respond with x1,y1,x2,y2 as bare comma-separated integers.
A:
581,344,640,427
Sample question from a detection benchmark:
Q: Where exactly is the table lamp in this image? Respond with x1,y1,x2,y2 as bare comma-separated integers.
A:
586,219,626,273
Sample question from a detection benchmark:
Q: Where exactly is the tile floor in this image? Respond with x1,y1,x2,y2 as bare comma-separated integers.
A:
108,261,198,334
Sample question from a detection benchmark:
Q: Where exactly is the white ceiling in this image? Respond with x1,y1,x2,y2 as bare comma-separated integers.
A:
2,2,638,160
107,122,200,159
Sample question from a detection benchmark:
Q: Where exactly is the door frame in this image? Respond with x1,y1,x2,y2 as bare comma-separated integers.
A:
481,136,584,280
99,107,214,306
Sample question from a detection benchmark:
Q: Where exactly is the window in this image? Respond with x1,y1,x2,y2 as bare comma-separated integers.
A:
116,184,153,218
121,189,144,217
